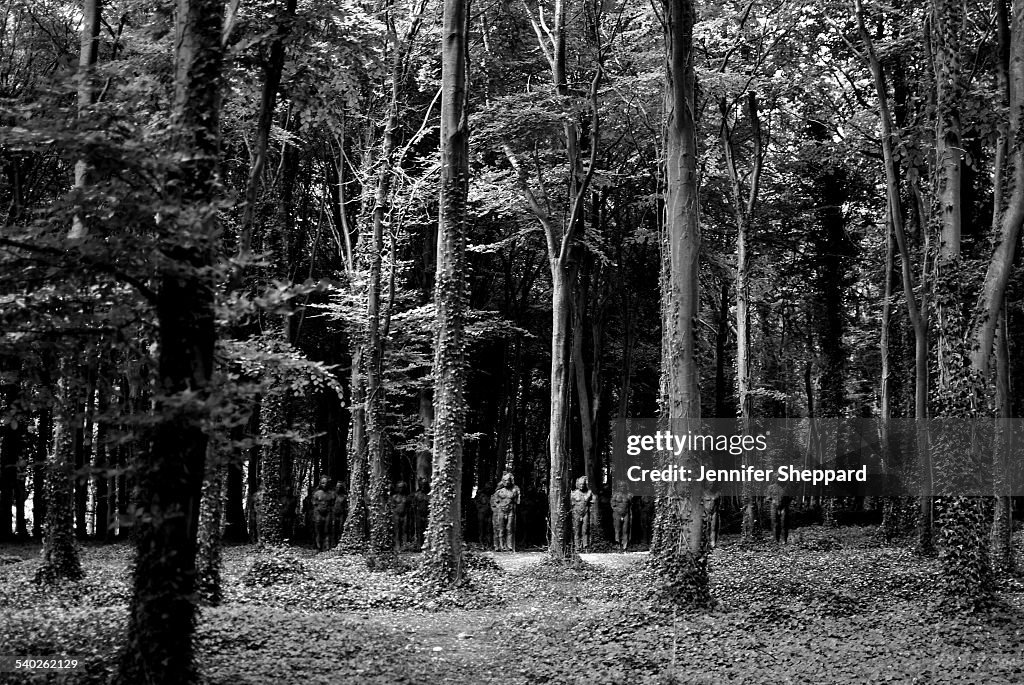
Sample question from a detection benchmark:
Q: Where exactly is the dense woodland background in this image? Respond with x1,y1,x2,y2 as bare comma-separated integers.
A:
1,0,1024,681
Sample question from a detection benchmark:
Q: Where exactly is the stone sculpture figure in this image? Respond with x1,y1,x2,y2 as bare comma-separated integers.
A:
766,482,792,544
391,481,411,551
250,480,264,545
490,473,520,552
610,489,632,551
475,483,494,545
702,489,721,548
412,481,429,548
570,476,594,551
311,476,335,552
330,483,348,548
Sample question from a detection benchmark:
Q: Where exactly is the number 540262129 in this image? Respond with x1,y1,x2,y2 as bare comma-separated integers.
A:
0,657,83,672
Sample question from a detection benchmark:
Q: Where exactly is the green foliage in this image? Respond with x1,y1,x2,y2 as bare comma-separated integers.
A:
241,548,310,587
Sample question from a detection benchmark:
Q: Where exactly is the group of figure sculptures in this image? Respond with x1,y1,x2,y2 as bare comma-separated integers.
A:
304,476,430,552
251,470,795,552
309,476,351,551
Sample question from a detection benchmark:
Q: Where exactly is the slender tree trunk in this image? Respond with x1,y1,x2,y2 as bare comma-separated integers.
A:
714,280,729,418
365,107,394,555
854,0,932,554
549,265,575,559
36,369,83,582
514,0,602,562
423,0,470,582
991,308,1014,573
722,92,762,539
33,407,51,540
988,0,1014,577
118,0,224,679
94,386,110,541
223,456,247,543
655,0,709,606
572,273,599,527
341,345,368,545
196,452,226,605
0,376,18,540
235,0,298,259
70,0,101,239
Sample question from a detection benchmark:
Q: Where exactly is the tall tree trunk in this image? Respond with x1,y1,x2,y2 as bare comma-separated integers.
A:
714,280,730,418
36,369,83,582
423,0,469,582
94,385,110,542
549,266,575,558
655,0,709,606
341,346,368,544
0,375,18,540
512,0,602,561
223,454,248,543
118,0,224,680
854,0,932,554
69,0,101,239
360,0,428,557
235,0,298,260
943,0,1024,599
722,92,762,539
258,131,300,546
572,269,600,535
416,388,434,489
364,103,394,556
33,407,51,539
196,452,226,605
991,308,1014,573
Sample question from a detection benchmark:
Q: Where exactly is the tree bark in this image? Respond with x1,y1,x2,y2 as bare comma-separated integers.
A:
655,0,709,606
423,0,470,582
513,0,602,561
853,0,932,554
196,453,226,605
69,0,101,239
235,0,298,259
721,91,762,538
36,368,83,582
118,0,224,679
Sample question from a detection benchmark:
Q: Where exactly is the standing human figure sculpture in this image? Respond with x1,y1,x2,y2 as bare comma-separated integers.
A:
475,483,493,545
330,483,348,548
412,480,429,548
703,488,721,548
490,473,520,552
610,489,632,551
250,480,265,546
766,482,792,544
391,481,411,551
311,476,335,552
570,476,594,551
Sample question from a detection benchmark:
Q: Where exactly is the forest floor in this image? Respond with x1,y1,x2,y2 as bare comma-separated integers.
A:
1,526,1023,684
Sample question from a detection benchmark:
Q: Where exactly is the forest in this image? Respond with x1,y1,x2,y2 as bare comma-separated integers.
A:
1,0,1023,682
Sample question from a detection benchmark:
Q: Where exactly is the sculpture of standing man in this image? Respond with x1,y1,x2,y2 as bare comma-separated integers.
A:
571,476,594,551
490,473,520,552
391,481,411,551
610,489,632,551
311,476,335,552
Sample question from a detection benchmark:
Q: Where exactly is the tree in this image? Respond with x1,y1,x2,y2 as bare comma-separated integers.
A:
423,0,470,583
653,0,709,607
505,0,602,560
118,0,225,680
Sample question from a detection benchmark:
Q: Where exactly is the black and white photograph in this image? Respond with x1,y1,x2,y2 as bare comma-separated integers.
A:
1,0,1023,682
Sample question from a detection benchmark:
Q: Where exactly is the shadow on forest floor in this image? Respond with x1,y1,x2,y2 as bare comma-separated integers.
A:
0,525,1022,683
